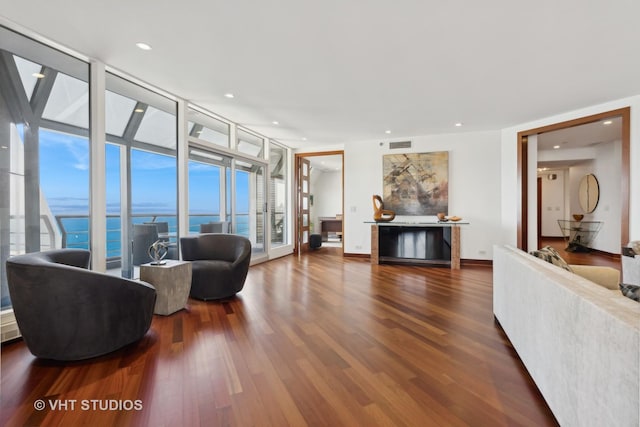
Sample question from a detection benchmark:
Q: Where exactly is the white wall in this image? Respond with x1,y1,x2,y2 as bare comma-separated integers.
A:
309,169,342,233
297,95,640,261
501,95,640,252
343,130,502,260
568,140,622,253
539,170,566,237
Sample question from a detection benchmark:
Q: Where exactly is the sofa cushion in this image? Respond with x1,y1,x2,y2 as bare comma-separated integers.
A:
570,264,620,290
619,283,640,302
530,246,573,272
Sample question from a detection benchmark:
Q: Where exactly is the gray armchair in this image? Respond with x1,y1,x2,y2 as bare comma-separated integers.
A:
200,221,231,234
6,249,156,361
180,234,251,300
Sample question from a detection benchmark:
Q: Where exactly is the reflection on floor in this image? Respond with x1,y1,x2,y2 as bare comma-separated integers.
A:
540,237,620,271
322,239,342,248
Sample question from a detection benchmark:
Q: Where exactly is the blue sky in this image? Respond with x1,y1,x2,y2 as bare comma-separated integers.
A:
39,129,250,216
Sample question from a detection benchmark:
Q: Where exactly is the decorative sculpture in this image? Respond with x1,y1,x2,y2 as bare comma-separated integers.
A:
148,239,169,265
372,195,396,222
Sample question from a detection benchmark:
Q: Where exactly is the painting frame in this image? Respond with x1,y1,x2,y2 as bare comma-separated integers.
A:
382,151,449,216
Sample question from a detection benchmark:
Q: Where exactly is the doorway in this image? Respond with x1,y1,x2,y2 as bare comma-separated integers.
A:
518,107,630,253
294,151,344,254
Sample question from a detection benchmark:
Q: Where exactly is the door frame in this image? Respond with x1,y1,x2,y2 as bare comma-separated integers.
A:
517,107,630,251
294,150,344,255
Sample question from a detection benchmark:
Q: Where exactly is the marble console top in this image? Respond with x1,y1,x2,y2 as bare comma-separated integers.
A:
365,221,470,226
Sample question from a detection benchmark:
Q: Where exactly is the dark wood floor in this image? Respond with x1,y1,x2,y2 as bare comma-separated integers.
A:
540,237,621,270
1,248,559,426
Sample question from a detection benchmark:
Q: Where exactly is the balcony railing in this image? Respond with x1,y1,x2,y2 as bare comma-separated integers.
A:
8,210,284,262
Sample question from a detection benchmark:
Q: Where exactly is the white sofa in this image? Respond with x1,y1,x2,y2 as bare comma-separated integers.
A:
493,245,639,427
622,245,640,286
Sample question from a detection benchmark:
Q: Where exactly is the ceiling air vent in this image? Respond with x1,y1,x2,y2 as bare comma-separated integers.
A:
389,140,411,149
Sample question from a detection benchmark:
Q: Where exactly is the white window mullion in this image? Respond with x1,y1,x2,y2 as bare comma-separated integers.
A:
177,99,189,248
89,60,106,271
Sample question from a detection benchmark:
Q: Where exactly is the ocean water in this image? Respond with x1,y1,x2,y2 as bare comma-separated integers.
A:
59,215,250,258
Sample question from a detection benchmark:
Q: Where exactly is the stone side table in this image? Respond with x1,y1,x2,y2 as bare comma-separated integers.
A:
140,260,192,315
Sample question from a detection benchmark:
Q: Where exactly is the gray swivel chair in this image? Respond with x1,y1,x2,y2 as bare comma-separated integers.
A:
180,234,251,300
200,221,231,234
5,249,156,361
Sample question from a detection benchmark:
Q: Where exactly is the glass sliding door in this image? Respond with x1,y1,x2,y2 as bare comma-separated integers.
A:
188,149,230,234
0,27,89,310
105,73,177,278
187,109,231,234
269,142,288,247
186,116,269,257
235,159,266,256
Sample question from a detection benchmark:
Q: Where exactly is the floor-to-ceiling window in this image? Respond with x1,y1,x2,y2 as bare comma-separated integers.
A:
236,129,267,256
187,109,230,233
1,24,292,321
0,26,90,310
188,150,230,233
105,73,177,278
186,118,271,256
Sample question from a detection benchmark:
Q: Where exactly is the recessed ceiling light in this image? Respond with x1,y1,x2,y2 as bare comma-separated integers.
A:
224,93,234,99
302,137,307,141
455,122,463,127
272,121,279,125
32,72,45,79
134,108,144,113
553,145,560,149
603,120,612,125
385,130,391,134
135,42,152,51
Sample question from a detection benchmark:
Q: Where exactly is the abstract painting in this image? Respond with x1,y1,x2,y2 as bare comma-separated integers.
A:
382,151,449,215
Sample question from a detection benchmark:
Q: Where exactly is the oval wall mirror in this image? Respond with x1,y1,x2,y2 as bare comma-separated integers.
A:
578,174,599,213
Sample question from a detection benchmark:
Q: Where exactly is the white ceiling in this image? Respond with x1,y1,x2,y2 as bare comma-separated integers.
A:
537,115,622,169
308,155,342,172
1,1,639,149
537,116,623,151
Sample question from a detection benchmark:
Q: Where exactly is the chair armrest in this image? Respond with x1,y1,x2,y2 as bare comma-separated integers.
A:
570,265,620,290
